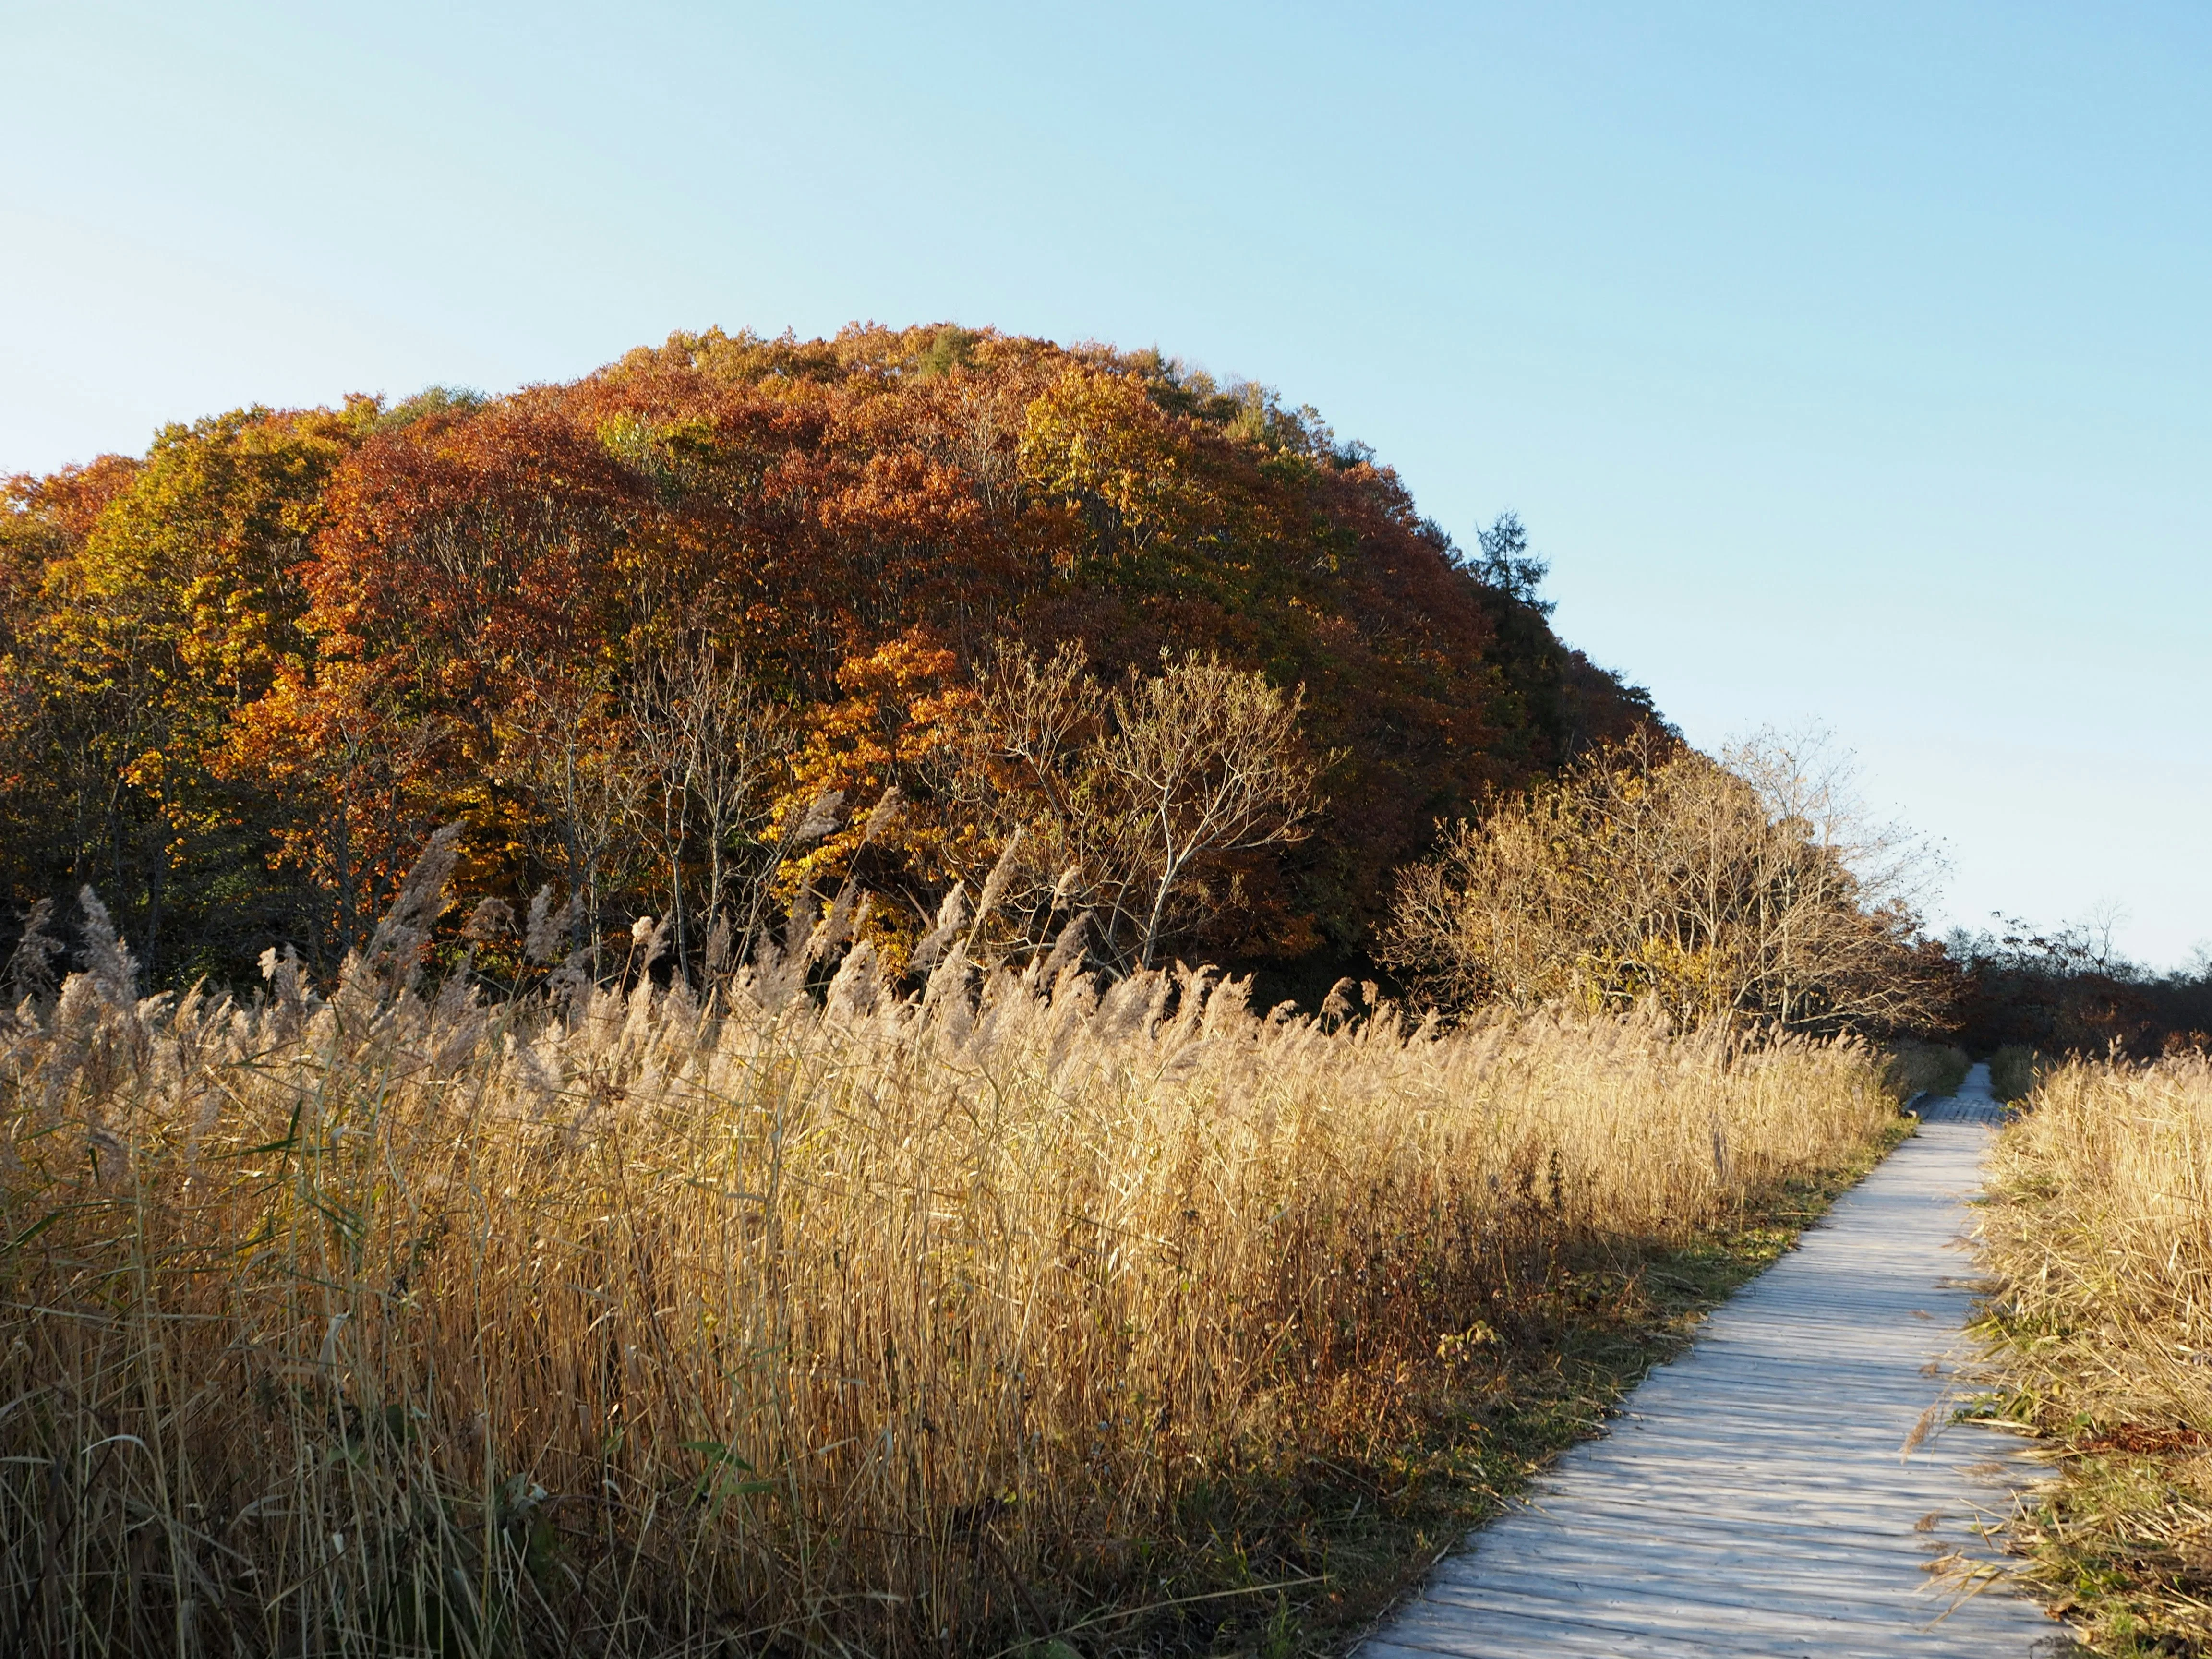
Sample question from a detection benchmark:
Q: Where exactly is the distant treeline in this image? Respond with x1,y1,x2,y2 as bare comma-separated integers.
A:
1953,918,2212,1058
0,324,1658,989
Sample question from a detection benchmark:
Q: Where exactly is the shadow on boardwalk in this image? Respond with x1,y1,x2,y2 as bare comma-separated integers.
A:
1358,1064,2071,1658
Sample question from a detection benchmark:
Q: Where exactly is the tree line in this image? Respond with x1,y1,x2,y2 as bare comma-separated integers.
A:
0,326,1649,983
1949,914,2212,1058
3,321,1954,1032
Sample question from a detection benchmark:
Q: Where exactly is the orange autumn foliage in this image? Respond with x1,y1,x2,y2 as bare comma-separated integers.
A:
0,324,1661,983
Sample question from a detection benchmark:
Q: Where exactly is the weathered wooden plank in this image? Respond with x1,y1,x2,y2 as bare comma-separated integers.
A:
1406,1580,1970,1639
1424,1558,1971,1613
1443,1531,1975,1590
1357,1064,2059,1657
1381,1590,2003,1658
1441,1516,1974,1572
1493,1489,2019,1547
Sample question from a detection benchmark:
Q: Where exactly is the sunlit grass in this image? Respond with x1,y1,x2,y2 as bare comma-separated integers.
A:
1977,1052,2212,1655
0,915,1904,1656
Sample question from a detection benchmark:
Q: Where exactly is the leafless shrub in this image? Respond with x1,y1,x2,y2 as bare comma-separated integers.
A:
621,637,793,975
492,671,644,967
1384,728,1948,1033
932,640,1323,971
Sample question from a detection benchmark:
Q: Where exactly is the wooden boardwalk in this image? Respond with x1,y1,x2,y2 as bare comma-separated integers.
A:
1360,1064,2062,1658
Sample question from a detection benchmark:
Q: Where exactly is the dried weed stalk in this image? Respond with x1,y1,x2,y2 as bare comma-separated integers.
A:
0,873,1901,1656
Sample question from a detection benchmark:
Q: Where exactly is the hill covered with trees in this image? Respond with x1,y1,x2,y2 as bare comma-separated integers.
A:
0,324,1975,1659
0,323,1658,986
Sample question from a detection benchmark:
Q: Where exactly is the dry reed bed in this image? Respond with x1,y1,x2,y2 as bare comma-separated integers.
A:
0,932,1899,1656
1979,1053,2212,1652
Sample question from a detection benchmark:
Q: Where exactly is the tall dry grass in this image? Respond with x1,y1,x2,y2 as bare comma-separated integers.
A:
1979,1053,2212,1650
1884,1039,1972,1102
1983,1053,2212,1423
1987,1044,2045,1105
0,882,1902,1657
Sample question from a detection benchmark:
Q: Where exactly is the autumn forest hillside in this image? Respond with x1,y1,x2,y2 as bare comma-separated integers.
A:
0,322,1659,987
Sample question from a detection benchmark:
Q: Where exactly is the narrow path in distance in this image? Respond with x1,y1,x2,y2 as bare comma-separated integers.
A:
1359,1063,2062,1659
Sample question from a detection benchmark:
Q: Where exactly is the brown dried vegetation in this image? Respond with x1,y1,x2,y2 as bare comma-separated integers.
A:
0,854,1905,1657
1382,731,1948,1034
1979,1055,2212,1654
0,325,1659,986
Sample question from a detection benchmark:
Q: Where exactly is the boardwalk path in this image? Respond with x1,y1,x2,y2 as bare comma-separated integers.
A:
1360,1065,2060,1658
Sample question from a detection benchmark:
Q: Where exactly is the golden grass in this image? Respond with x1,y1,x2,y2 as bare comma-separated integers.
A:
0,930,1904,1656
1885,1039,1972,1102
1978,1053,2212,1654
1988,1044,2046,1105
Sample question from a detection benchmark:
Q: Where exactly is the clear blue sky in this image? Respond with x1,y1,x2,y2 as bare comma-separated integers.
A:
4,1,2207,964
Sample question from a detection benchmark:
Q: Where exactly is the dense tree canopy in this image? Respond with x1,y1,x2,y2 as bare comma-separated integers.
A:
0,324,1659,986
